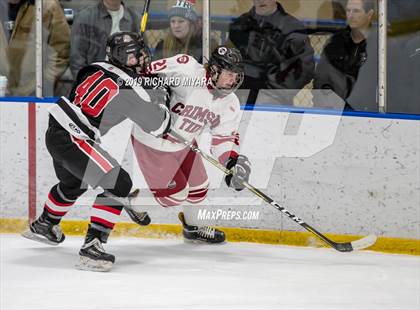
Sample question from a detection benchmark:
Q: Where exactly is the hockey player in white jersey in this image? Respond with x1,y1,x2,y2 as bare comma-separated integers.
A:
131,46,252,243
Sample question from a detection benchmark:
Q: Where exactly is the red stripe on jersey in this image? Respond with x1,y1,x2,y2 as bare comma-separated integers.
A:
212,137,240,146
48,192,74,207
92,204,122,216
72,137,114,173
188,191,208,198
187,195,207,201
213,133,239,139
44,204,67,216
90,216,115,229
155,196,183,207
189,188,208,194
186,196,206,203
187,193,206,198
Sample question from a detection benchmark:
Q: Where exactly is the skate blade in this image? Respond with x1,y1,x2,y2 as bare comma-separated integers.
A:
75,256,113,272
21,229,59,246
183,238,226,245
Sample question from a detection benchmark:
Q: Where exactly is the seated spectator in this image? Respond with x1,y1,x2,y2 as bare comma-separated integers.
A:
314,0,375,109
154,0,215,63
70,0,139,78
227,0,315,106
0,0,70,96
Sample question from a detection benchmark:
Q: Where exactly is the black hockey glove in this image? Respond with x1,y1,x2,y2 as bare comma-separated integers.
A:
147,85,172,137
224,155,251,191
150,84,171,109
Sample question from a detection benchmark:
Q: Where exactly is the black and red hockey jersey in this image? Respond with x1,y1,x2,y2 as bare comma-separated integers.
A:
49,61,170,141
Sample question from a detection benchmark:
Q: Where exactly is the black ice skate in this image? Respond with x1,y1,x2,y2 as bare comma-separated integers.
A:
76,225,115,272
126,208,151,226
125,189,151,226
21,213,65,245
178,212,225,244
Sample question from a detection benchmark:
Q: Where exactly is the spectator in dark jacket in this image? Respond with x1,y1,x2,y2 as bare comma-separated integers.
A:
70,0,138,78
227,0,315,105
314,0,375,110
342,0,420,113
347,0,420,114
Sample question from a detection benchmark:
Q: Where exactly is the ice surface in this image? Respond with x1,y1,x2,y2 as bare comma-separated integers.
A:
1,234,419,310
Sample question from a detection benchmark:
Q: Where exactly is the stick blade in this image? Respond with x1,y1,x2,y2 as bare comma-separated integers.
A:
334,234,377,252
350,234,377,251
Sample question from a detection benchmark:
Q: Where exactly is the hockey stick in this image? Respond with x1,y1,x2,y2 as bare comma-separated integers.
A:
168,130,377,252
140,0,152,34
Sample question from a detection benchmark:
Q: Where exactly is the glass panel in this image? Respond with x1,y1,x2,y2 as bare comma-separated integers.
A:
58,0,204,97
214,0,380,112
319,0,379,112
386,0,420,114
214,0,319,108
146,0,204,63
58,0,148,97
0,0,37,97
40,0,71,97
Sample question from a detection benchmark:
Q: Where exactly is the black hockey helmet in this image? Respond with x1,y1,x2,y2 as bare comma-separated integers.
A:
207,46,244,95
106,31,151,72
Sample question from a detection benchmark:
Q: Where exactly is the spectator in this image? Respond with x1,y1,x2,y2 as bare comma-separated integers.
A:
314,0,375,109
227,0,315,105
0,0,70,96
154,0,215,63
70,0,139,78
385,0,420,114
343,0,420,113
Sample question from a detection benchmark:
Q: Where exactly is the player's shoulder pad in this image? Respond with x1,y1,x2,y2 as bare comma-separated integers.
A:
75,63,104,82
168,54,201,71
75,62,119,82
86,62,151,102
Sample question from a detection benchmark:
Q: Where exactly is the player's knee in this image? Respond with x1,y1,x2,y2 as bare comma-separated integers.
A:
155,185,189,207
186,180,209,204
99,168,133,197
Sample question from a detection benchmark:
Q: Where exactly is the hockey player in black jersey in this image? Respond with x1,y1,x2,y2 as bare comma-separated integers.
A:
22,32,171,272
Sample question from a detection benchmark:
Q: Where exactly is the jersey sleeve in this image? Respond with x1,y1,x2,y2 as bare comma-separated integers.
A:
117,86,170,136
210,95,241,165
148,54,200,79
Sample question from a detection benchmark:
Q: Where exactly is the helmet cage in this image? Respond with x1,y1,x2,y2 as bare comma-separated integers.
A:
208,46,244,96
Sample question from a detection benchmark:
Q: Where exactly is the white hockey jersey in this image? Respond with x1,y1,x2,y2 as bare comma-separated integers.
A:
131,54,241,164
